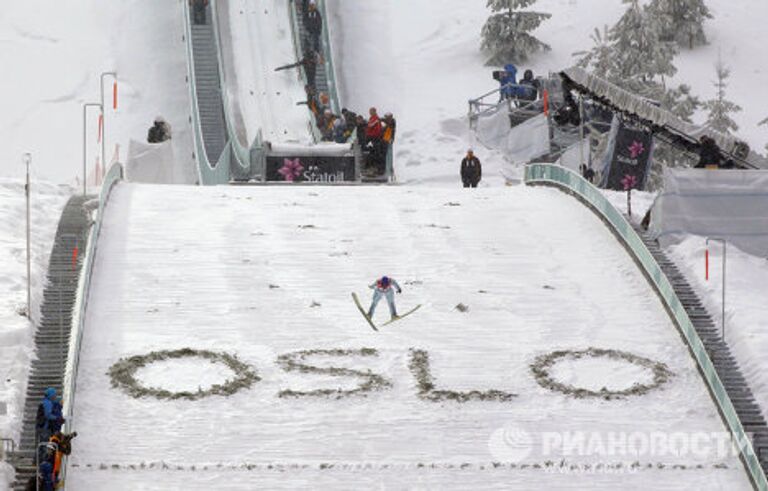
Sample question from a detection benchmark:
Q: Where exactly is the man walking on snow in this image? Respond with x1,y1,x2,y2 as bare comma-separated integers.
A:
461,148,482,188
368,276,402,320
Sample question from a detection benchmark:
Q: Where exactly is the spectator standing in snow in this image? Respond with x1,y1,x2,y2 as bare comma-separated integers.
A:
190,0,209,25
460,149,482,188
147,117,172,144
305,1,323,54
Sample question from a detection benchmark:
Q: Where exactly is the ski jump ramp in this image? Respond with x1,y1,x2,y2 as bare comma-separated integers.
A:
67,183,751,489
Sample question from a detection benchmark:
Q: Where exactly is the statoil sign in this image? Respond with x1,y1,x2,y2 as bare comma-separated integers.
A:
266,156,356,183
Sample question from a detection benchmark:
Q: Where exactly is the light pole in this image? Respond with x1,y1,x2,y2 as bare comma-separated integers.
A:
706,237,727,340
100,72,118,170
82,102,103,196
23,153,31,320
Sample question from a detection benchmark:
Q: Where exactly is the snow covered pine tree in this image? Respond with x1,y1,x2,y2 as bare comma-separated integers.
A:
647,0,712,49
702,57,742,135
760,118,768,154
481,0,551,65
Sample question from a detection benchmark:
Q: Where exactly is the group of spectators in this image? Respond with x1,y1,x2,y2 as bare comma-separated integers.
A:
494,64,541,103
27,387,77,491
279,0,396,177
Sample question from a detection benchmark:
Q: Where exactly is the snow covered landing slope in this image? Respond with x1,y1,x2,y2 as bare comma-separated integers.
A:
68,184,749,490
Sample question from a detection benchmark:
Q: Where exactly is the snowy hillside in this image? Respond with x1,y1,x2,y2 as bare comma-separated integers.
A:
0,0,196,184
66,184,749,489
328,0,767,185
0,179,69,489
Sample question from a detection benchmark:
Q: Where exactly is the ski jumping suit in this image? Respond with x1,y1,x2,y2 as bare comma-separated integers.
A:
368,278,402,318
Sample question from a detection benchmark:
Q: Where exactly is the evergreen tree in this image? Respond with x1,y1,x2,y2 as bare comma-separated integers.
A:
702,58,741,134
609,0,678,90
481,0,552,65
759,117,768,154
574,26,615,78
647,0,712,49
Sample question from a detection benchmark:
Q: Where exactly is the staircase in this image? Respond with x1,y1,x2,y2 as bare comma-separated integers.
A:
11,195,93,490
632,222,768,473
293,1,331,102
190,5,228,164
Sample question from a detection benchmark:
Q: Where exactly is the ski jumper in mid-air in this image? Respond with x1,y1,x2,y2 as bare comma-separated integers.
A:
368,276,402,320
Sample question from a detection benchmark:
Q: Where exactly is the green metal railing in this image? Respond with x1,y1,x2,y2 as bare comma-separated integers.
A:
61,162,124,488
181,0,231,185
524,163,768,491
210,0,261,180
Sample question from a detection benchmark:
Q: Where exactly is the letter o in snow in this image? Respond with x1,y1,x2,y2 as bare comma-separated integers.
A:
108,348,260,401
530,348,673,400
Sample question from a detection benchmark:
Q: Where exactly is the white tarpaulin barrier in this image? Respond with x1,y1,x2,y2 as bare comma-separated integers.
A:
651,168,768,257
477,111,550,162
125,140,178,184
556,137,590,173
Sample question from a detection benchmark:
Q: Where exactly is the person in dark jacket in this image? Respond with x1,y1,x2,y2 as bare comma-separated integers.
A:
305,1,323,54
355,114,367,147
461,149,482,188
275,52,320,89
519,69,539,101
341,108,357,139
695,136,724,168
190,0,209,25
382,113,397,144
37,459,55,491
147,117,172,144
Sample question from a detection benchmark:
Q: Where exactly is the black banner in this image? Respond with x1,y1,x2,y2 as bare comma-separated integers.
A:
603,119,654,191
265,156,356,183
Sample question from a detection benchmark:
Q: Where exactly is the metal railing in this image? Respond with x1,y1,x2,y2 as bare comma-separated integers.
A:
524,163,768,491
181,0,232,185
468,82,543,129
210,0,260,180
60,162,124,489
1,438,16,463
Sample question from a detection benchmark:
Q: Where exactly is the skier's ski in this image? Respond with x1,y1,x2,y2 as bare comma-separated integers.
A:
380,304,422,327
351,292,378,331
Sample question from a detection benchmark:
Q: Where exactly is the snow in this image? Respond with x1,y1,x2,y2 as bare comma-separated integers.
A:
135,358,237,395
67,183,750,489
601,189,657,225
668,236,768,423
0,0,196,185
549,358,655,393
328,0,767,186
220,0,314,147
0,179,70,489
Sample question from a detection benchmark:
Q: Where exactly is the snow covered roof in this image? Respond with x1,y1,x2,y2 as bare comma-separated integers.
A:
560,66,768,169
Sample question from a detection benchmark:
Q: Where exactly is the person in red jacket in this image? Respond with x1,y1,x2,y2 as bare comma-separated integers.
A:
366,107,384,140
364,108,386,176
